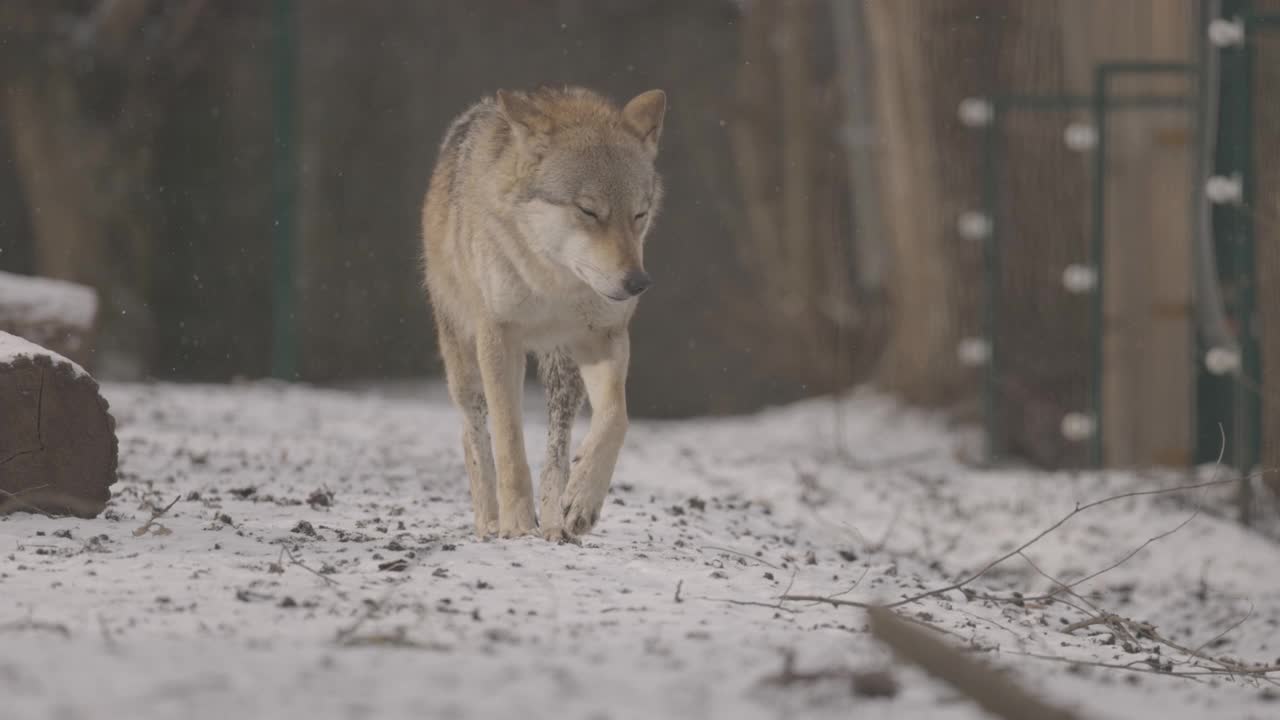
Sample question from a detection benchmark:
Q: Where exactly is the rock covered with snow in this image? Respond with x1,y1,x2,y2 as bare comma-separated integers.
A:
0,270,98,368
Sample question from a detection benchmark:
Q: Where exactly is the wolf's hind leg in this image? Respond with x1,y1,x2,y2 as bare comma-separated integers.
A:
537,350,585,541
439,320,499,537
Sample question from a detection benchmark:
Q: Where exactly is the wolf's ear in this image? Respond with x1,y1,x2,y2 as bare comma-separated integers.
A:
496,90,553,146
622,89,666,155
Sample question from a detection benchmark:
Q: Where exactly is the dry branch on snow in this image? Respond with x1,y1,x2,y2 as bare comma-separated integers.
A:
770,465,1280,697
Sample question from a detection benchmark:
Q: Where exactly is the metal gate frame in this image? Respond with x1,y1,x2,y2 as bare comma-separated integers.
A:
966,1,1277,477
965,86,1192,467
1196,1,1280,513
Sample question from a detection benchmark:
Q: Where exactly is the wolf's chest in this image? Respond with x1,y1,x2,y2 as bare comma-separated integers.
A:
506,289,629,352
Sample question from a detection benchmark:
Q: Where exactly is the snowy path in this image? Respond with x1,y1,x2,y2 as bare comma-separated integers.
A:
2,382,1278,720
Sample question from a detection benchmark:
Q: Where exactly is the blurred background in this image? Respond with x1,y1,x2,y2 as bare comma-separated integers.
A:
1,0,1277,493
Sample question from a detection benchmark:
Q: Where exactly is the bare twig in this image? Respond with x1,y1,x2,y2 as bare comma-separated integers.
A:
691,595,799,614
1142,620,1278,676
776,568,799,609
1057,608,1276,679
948,606,1028,642
1008,649,1208,682
1035,503,1203,601
774,428,1280,684
132,495,180,536
777,594,872,609
1015,551,1103,619
781,479,1234,612
279,546,339,588
1189,604,1253,659
883,474,1234,609
699,545,782,570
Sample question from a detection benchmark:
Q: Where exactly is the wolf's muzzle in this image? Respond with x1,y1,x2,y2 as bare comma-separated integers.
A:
622,271,653,297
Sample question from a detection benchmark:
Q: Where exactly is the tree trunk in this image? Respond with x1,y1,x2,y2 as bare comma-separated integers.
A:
4,68,158,380
4,79,111,290
1,1,212,380
863,1,989,405
725,0,861,402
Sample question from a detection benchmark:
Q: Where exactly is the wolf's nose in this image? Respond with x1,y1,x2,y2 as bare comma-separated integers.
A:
622,271,653,297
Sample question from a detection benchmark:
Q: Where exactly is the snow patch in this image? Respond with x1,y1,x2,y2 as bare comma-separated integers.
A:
0,270,98,331
0,329,89,377
1,382,1276,720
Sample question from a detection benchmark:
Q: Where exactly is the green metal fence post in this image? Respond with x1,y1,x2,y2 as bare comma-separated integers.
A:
1191,0,1209,477
271,0,299,380
1089,69,1110,469
975,90,1191,467
982,106,1002,464
1239,6,1262,478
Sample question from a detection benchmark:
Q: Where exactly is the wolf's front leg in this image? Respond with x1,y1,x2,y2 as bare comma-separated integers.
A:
476,323,538,538
561,332,630,536
437,319,499,537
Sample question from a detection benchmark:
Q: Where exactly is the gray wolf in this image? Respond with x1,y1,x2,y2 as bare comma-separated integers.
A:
421,86,666,539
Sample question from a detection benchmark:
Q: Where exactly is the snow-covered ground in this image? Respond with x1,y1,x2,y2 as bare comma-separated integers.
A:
3,381,1278,720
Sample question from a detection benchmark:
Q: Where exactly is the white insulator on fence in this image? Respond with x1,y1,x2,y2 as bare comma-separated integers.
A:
1063,123,1098,152
1208,18,1246,47
1205,175,1243,204
1061,264,1098,294
957,211,992,240
957,337,991,367
1060,412,1097,442
958,97,994,128
1205,346,1241,375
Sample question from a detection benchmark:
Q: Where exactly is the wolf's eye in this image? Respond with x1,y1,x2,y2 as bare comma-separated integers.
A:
634,211,648,222
575,204,599,221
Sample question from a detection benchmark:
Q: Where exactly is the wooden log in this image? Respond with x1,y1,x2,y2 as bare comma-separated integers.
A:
868,607,1080,720
0,331,117,518
0,270,98,371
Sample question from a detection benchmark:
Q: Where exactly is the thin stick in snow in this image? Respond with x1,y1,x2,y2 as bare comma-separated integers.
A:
132,495,180,537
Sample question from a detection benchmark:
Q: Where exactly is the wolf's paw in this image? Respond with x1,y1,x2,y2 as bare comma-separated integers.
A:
560,483,607,537
538,493,563,535
539,524,581,544
498,501,537,538
474,518,499,539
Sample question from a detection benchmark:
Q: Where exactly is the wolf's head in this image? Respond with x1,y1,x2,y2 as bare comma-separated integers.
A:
496,87,666,303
